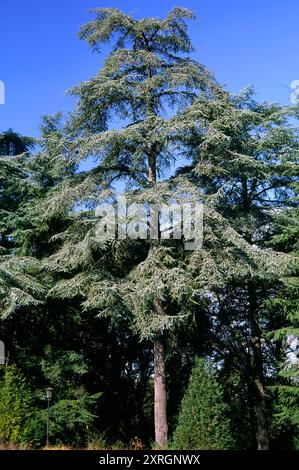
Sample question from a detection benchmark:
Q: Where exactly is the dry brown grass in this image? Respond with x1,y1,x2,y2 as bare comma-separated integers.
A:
0,443,19,450
0,437,147,451
42,445,74,451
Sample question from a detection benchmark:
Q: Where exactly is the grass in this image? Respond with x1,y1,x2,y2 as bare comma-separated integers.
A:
0,437,148,451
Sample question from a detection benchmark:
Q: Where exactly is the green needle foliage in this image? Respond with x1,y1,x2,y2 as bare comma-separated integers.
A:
267,182,299,448
172,358,233,450
0,365,33,445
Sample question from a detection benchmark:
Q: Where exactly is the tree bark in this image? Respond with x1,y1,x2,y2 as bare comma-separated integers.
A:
154,336,168,448
148,154,157,184
250,331,269,450
255,392,269,450
151,223,168,448
249,288,269,450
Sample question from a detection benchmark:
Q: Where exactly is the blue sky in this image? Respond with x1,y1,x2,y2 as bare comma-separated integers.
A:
0,0,298,137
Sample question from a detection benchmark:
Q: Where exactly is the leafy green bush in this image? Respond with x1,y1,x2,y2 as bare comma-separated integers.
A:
23,389,102,448
0,365,32,445
0,363,102,448
269,383,299,449
172,358,234,450
23,409,47,448
47,391,101,447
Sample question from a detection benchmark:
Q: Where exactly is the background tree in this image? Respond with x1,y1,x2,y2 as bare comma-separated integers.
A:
0,129,35,254
267,180,299,448
0,129,35,156
0,365,33,446
176,88,298,449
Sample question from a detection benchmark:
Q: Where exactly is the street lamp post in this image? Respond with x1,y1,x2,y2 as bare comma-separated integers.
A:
45,387,54,447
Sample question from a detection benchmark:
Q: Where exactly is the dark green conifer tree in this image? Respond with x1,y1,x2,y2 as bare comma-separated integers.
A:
172,358,233,449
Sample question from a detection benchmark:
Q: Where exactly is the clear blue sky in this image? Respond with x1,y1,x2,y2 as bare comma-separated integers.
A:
0,0,298,137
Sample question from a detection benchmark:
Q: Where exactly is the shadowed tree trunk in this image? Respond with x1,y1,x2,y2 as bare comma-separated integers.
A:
249,287,269,450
